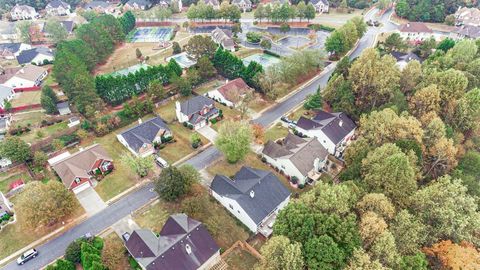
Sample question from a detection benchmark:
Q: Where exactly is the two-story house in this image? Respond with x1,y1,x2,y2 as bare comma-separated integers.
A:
3,65,48,89
210,166,291,237
117,117,172,157
203,0,220,9
310,0,329,13
45,0,71,16
123,0,152,10
176,95,219,130
0,192,13,219
211,27,235,52
10,5,38,20
262,133,329,185
397,22,438,41
295,110,356,158
125,214,222,270
232,0,252,12
50,144,114,194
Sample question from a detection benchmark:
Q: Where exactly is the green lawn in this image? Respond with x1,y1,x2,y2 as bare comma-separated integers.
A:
155,96,190,123
0,170,32,194
287,106,311,121
158,123,208,164
11,91,41,107
12,111,46,127
210,103,242,132
18,121,68,144
264,124,289,142
193,79,225,95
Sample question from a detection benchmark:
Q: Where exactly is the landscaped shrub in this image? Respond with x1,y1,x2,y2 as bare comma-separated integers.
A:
46,259,75,270
246,32,262,43
291,176,298,184
92,237,104,250
65,240,82,263
308,24,335,32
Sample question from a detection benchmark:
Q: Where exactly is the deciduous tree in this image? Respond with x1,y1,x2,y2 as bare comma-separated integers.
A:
356,193,396,220
121,154,154,177
215,120,252,163
0,137,31,163
390,210,427,255
256,236,304,270
422,240,480,270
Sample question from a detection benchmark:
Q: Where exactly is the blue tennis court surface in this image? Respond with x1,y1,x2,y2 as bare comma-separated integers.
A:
128,27,173,43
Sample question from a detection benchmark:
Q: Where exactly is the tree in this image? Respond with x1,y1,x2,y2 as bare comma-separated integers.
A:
383,33,407,53
348,49,400,112
185,35,217,60
345,248,389,270
399,253,428,270
356,193,395,220
395,0,409,18
409,176,480,246
422,240,480,270
323,74,357,118
46,259,75,270
361,143,417,208
424,137,457,178
256,236,304,270
390,210,427,255
45,18,68,44
172,75,192,96
303,87,323,110
400,60,422,95
260,39,272,50
197,56,216,80
304,235,346,270
0,137,31,163
215,120,252,163
254,4,265,22
16,21,32,43
41,86,59,114
154,166,197,201
359,211,388,248
298,181,358,216
121,154,154,177
65,240,82,263
146,79,165,100
454,150,480,197
409,84,441,117
33,151,48,169
172,41,182,54
417,37,437,58
280,23,290,33
16,181,78,228
305,3,316,21
437,38,455,52
369,231,400,268
101,237,127,270
453,88,480,132
135,48,142,59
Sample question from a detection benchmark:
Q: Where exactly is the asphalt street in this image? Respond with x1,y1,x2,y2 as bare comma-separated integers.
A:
1,7,393,270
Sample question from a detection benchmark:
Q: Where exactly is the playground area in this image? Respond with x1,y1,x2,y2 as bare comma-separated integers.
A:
109,63,151,77
242,53,280,68
128,27,173,43
166,52,197,68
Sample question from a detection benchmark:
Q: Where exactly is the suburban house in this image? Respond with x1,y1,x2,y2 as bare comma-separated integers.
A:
10,4,38,20
82,1,121,16
45,0,71,16
0,67,20,85
16,47,54,65
310,0,329,13
0,192,12,219
125,214,221,270
451,25,480,39
231,0,252,12
0,85,15,109
211,27,235,52
205,78,253,108
3,65,48,88
41,21,75,36
158,0,183,10
391,51,422,70
262,133,329,185
123,0,152,10
0,43,31,60
203,0,220,9
454,7,480,27
176,95,219,130
397,22,436,41
210,166,291,237
295,110,356,158
117,117,172,157
51,144,114,194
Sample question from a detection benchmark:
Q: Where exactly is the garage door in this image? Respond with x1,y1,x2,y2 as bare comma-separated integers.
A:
73,181,91,194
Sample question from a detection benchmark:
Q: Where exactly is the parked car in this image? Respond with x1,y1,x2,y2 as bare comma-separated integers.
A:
17,249,38,265
155,155,168,168
280,116,293,124
122,232,131,242
373,20,380,27
366,20,374,26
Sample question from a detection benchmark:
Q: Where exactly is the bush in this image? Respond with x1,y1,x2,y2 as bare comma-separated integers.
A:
261,157,267,163
65,240,82,263
92,237,104,250
308,24,335,32
246,32,262,43
298,183,305,189
291,176,298,184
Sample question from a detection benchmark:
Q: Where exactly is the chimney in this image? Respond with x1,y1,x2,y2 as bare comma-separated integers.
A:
250,190,255,198
339,120,343,127
185,244,192,254
138,118,142,124
407,23,410,28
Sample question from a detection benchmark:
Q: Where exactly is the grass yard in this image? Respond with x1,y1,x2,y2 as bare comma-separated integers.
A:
248,93,274,113
287,105,311,121
146,31,194,66
314,8,365,28
95,43,159,75
210,103,242,132
155,96,190,122
0,168,32,194
133,184,250,249
158,123,208,164
103,233,131,269
224,248,259,270
18,121,68,144
234,48,263,59
193,79,225,95
12,111,46,127
11,91,41,107
264,123,289,142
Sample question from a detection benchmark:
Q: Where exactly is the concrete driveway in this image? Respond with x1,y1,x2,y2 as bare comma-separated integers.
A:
75,187,107,217
197,126,218,143
111,214,140,238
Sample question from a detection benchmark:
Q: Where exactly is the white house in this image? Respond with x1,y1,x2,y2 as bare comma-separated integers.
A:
205,78,253,107
176,95,219,130
454,7,480,27
390,51,422,70
295,110,356,158
211,27,235,52
123,0,152,10
231,0,252,12
203,0,220,9
210,166,291,237
16,47,54,65
117,117,172,157
45,0,71,16
310,0,329,13
0,43,32,60
0,192,13,219
3,65,48,89
262,133,329,185
10,5,38,20
0,85,15,109
397,22,439,41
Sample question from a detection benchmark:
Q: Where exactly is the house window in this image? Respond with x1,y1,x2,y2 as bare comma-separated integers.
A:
237,210,240,214
229,204,233,210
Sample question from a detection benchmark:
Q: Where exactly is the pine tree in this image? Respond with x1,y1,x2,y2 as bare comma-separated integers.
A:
41,86,59,114
304,88,323,110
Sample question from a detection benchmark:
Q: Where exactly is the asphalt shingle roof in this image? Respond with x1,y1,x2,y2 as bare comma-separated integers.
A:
211,166,291,225
296,110,356,145
179,95,215,116
16,47,53,65
119,117,170,153
0,43,21,54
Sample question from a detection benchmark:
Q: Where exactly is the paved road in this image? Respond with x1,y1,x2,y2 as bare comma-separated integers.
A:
1,8,394,270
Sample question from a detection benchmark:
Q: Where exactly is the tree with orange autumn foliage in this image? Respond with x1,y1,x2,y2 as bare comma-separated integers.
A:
422,240,480,270
252,124,265,144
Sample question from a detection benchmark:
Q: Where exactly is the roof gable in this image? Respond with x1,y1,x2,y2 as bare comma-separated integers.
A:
120,117,170,153
296,110,356,145
179,95,215,116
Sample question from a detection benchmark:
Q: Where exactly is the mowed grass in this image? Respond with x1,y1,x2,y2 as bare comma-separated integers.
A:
0,169,32,194
95,43,159,75
315,8,365,27
11,91,41,107
18,121,68,144
264,124,289,142
159,123,208,164
224,248,259,270
193,79,225,95
0,197,85,261
13,111,46,127
134,184,250,249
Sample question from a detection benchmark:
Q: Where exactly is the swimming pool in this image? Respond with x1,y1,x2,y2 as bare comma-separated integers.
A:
166,52,197,68
242,53,281,68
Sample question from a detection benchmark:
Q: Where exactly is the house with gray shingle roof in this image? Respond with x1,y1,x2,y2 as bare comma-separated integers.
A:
262,133,328,184
45,0,71,16
124,0,152,10
310,0,329,13
0,85,15,109
232,0,252,12
117,116,172,157
175,95,219,130
0,43,31,60
16,47,54,65
295,110,356,158
125,214,221,270
0,191,13,219
210,166,291,237
10,4,38,20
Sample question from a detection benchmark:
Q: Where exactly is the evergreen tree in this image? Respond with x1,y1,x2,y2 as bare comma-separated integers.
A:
41,86,59,114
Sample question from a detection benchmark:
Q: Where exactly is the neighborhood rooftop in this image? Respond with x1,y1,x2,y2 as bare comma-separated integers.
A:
296,110,356,145
180,95,215,116
16,47,53,65
119,117,170,152
399,22,433,33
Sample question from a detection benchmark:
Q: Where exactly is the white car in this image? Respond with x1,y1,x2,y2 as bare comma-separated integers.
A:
155,155,168,168
17,249,38,265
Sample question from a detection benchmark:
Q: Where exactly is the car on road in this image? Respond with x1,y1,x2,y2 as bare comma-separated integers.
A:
17,249,38,265
155,155,168,168
122,232,131,242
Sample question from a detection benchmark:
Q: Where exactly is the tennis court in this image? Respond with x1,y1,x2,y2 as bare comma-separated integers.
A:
242,53,280,68
128,27,173,43
109,63,151,77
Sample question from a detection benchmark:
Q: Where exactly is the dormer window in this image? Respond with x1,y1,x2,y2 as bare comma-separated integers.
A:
75,178,81,184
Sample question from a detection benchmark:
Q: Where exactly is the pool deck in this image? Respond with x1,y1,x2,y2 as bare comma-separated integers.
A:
166,52,197,68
